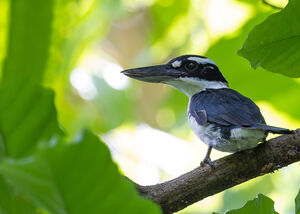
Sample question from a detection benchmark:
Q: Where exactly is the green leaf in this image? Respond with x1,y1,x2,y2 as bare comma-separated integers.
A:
2,0,54,83
0,175,38,214
296,189,300,214
226,194,278,214
238,0,300,77
0,130,161,214
0,83,63,158
0,0,61,158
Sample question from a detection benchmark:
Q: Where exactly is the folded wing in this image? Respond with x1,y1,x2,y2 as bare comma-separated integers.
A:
189,88,266,127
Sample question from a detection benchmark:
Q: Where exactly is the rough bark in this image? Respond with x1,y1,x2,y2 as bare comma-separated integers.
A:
132,129,300,214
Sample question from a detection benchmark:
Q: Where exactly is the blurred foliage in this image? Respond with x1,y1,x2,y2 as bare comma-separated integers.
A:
46,0,125,135
205,16,300,123
221,175,275,211
0,175,37,214
0,0,299,213
238,0,300,77
0,0,160,213
226,194,279,214
216,190,300,214
0,131,160,214
92,77,136,132
150,0,190,43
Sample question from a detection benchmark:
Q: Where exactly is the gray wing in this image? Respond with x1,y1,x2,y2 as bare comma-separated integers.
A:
189,88,266,127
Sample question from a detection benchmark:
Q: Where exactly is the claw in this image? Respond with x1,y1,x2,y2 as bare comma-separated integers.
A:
200,146,215,168
200,157,215,168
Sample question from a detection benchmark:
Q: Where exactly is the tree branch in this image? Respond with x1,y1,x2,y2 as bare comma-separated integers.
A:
132,129,300,214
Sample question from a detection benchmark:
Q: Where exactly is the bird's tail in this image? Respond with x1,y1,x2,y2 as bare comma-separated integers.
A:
249,124,293,134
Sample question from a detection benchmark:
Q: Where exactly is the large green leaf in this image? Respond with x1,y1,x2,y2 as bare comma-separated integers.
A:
2,0,54,83
238,0,300,77
296,189,300,214
0,0,61,158
0,83,63,158
226,194,278,214
0,130,161,214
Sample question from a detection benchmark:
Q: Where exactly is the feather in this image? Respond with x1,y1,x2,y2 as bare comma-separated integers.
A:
189,88,266,127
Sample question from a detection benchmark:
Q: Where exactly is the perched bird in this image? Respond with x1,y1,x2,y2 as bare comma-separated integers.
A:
122,55,293,166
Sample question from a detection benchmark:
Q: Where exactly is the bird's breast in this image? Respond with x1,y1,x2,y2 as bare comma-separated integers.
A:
187,114,267,152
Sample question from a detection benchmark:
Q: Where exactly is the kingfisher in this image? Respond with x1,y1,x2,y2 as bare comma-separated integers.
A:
121,55,293,166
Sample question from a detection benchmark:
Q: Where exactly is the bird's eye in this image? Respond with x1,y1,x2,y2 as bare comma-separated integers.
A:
184,61,198,71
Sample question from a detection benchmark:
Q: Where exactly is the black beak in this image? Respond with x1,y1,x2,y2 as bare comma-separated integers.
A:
121,64,184,83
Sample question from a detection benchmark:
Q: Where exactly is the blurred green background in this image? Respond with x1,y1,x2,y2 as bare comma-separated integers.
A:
0,0,299,213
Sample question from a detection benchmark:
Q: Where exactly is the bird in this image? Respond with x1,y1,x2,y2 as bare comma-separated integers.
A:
121,55,293,167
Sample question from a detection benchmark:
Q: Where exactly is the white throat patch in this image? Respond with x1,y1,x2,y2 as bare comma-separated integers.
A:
164,77,228,97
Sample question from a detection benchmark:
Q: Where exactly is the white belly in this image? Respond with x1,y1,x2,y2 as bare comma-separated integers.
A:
188,115,267,153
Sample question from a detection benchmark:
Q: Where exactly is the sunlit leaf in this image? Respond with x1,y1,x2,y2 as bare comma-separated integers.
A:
0,130,161,214
0,0,62,158
238,0,300,77
0,0,9,73
2,0,54,83
226,194,278,214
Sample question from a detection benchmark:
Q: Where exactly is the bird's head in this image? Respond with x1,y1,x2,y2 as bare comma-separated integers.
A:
122,55,228,97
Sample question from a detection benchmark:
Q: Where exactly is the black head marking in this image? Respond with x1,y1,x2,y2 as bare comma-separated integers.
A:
167,55,228,84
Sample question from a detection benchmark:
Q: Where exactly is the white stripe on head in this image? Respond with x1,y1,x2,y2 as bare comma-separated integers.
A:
187,57,217,66
171,60,182,68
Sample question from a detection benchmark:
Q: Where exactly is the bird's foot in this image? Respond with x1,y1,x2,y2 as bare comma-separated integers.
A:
200,157,215,168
